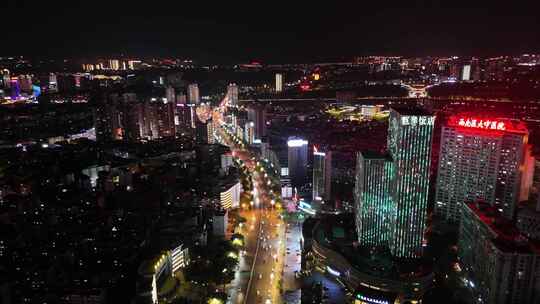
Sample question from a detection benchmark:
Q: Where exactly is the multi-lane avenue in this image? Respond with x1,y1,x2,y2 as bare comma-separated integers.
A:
212,97,297,304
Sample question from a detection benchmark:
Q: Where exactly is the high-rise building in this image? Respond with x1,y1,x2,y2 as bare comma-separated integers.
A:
355,151,394,247
312,146,332,202
187,83,200,105
275,73,283,92
287,137,309,188
247,105,266,140
244,122,255,144
461,64,471,81
387,108,435,258
459,201,540,304
435,116,531,222
227,84,239,107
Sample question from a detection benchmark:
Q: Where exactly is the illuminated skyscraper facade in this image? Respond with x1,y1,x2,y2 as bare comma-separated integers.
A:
388,108,435,258
354,108,434,258
287,137,308,188
312,147,332,202
355,152,395,247
435,116,530,222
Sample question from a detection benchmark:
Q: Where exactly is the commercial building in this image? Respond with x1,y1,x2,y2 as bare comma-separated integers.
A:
435,116,531,222
287,137,309,188
312,146,332,202
355,151,394,247
275,73,283,92
459,201,540,304
387,108,435,259
187,83,200,105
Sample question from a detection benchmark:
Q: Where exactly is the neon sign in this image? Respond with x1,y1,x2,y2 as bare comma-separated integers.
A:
457,118,505,131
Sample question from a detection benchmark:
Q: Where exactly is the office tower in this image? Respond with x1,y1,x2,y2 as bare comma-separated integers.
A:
244,122,255,144
187,83,200,105
461,64,471,81
109,59,120,70
355,152,394,247
312,146,332,202
287,137,308,188
435,116,530,222
275,73,283,92
227,84,239,107
459,201,540,304
388,108,435,258
247,105,266,140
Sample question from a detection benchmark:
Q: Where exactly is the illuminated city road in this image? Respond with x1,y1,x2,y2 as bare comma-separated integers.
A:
214,95,290,304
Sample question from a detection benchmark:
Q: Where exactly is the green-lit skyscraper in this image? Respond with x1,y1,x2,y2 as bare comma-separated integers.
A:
388,108,435,258
354,107,435,259
355,152,395,247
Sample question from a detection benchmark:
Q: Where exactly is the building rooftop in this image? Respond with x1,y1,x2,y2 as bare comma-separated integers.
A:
446,115,529,135
359,150,392,161
390,106,432,116
465,202,540,254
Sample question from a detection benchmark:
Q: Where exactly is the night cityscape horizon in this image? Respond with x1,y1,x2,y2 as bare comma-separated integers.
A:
2,2,540,304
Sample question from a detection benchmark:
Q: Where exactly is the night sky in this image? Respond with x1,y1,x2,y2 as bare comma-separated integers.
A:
3,1,540,63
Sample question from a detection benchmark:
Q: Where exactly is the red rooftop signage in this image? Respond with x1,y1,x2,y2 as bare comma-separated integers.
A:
457,118,506,130
448,116,528,134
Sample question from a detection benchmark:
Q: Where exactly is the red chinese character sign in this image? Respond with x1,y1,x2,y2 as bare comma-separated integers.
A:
457,118,506,131
448,116,527,134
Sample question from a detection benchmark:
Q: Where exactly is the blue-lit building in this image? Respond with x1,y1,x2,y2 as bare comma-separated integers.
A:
355,107,435,259
355,151,395,247
388,108,435,259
